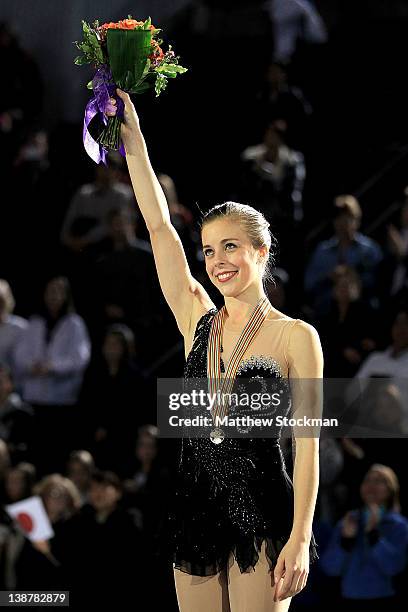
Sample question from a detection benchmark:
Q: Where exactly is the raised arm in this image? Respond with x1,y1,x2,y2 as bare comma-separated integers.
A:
108,90,214,340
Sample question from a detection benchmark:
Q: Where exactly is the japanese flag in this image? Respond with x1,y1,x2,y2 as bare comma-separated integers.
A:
5,495,54,542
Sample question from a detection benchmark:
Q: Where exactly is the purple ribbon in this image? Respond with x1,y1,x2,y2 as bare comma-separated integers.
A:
83,64,126,164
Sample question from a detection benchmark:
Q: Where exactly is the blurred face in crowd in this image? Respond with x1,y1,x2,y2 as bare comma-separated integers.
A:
102,333,125,365
44,277,68,317
136,433,157,465
5,468,28,502
360,469,391,507
202,218,266,300
42,485,70,523
67,460,90,493
333,211,359,239
89,481,121,513
0,368,13,403
391,311,408,350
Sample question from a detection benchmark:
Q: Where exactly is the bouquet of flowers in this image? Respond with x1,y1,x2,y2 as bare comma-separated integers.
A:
74,16,187,163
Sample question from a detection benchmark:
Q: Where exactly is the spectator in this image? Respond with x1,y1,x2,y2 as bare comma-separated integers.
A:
26,474,82,589
12,128,49,188
320,464,408,611
0,280,28,382
56,470,146,607
34,474,81,527
305,195,383,316
13,276,91,476
0,474,78,592
345,307,408,414
123,425,171,540
0,364,34,464
60,153,134,253
239,119,305,224
90,206,164,352
3,463,36,504
317,266,378,376
365,382,408,435
65,450,95,507
255,60,313,150
81,324,146,476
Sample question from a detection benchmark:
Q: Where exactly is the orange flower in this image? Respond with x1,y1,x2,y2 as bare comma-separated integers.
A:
101,19,150,30
119,18,143,29
101,21,119,30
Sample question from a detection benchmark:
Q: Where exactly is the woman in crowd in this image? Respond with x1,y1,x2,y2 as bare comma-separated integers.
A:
13,276,91,475
320,464,408,611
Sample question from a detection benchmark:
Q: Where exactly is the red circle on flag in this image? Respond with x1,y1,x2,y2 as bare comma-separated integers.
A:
16,512,34,533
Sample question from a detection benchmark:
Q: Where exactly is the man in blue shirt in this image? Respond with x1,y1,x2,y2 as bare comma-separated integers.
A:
305,195,383,315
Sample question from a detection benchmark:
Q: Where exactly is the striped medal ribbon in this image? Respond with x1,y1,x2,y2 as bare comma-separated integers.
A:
207,297,272,444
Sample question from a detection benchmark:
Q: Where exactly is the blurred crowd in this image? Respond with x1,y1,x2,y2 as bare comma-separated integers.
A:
1,3,408,610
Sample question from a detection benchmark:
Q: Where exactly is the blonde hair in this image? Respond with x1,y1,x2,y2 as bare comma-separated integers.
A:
34,474,82,517
200,202,277,283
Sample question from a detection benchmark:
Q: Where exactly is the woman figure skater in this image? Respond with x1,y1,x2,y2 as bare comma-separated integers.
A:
107,90,323,612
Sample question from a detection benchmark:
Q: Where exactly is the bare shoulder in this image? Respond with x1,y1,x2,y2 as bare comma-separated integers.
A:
290,318,322,343
287,318,324,376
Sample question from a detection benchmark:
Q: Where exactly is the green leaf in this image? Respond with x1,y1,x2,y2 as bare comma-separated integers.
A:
87,80,93,90
156,64,188,76
141,58,151,79
87,33,99,47
143,17,152,30
74,55,88,65
107,28,152,89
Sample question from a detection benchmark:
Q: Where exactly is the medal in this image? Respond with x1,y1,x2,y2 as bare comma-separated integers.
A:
209,427,225,445
207,297,272,444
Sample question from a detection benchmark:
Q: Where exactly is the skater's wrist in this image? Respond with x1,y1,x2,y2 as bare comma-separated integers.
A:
289,528,312,544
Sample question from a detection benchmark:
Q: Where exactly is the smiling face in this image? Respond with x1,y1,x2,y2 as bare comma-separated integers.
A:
201,217,266,299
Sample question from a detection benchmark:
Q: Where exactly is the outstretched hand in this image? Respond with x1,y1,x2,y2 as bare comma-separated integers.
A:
106,88,143,155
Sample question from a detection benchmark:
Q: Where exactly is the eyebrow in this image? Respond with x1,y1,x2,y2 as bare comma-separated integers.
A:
202,238,240,249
